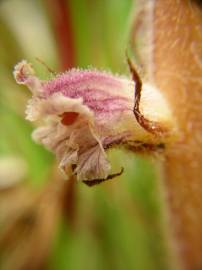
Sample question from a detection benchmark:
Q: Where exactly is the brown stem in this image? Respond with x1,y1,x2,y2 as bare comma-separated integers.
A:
45,0,76,70
133,1,202,269
41,0,77,225
61,174,76,226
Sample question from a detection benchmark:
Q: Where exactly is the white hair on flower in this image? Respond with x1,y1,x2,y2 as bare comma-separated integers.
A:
13,60,177,186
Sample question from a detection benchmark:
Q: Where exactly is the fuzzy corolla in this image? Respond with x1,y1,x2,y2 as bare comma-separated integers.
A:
13,60,176,183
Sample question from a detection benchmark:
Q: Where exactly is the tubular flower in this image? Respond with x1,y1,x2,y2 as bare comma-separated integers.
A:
13,60,177,185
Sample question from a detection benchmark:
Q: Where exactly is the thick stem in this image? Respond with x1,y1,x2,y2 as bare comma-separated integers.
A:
144,1,202,269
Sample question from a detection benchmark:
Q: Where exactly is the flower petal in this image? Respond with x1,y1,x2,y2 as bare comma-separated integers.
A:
26,93,93,122
13,60,43,94
75,143,110,181
30,92,111,181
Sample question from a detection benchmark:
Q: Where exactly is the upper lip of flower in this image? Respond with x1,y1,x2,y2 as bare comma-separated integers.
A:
13,60,177,184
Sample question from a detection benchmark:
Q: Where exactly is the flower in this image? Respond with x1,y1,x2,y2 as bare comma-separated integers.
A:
13,60,176,184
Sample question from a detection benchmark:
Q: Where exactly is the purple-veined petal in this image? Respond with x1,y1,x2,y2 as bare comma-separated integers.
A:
14,60,177,182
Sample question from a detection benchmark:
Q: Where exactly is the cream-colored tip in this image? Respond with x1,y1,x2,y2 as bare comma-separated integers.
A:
140,83,179,142
13,60,35,85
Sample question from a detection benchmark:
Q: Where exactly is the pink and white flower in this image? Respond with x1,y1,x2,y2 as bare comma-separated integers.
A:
13,60,176,184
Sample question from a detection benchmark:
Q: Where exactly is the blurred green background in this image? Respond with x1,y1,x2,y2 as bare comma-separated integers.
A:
0,0,174,269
